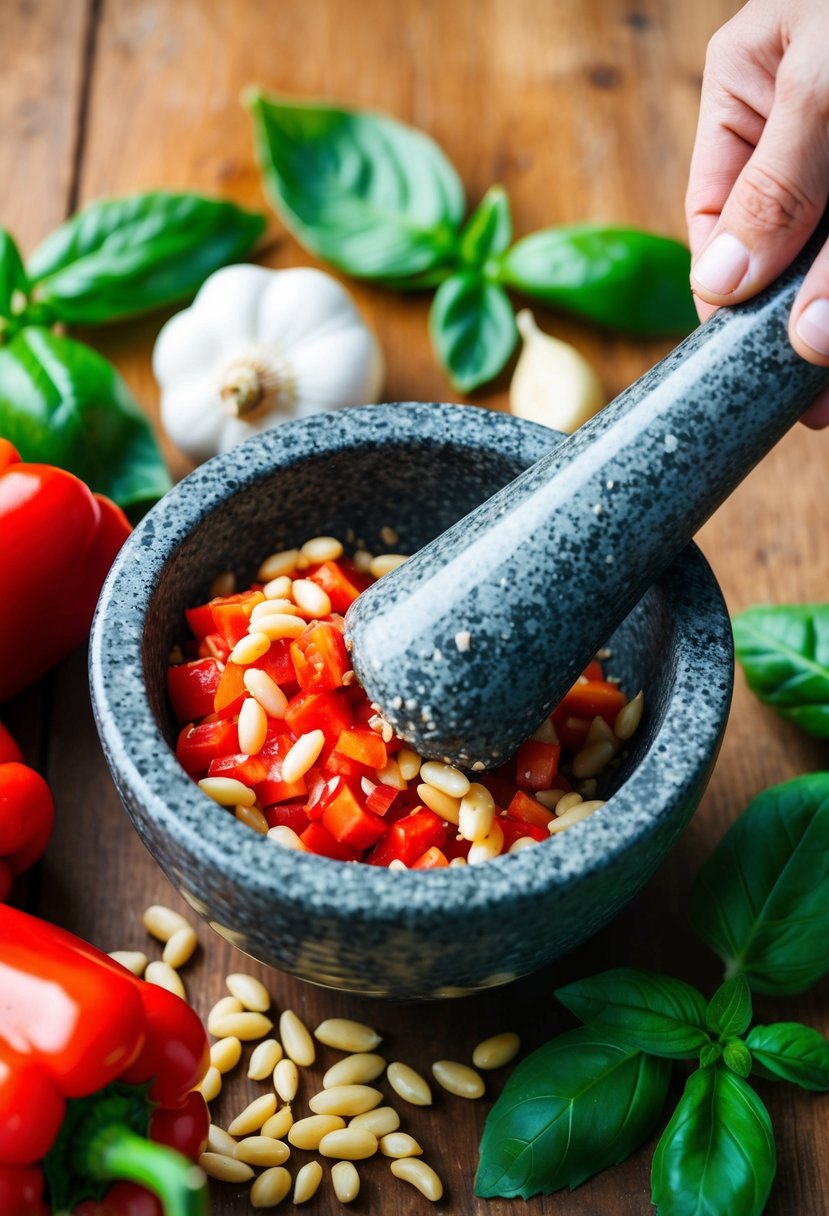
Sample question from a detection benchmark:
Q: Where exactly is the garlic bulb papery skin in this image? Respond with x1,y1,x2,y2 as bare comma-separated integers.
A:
153,264,384,463
510,309,605,434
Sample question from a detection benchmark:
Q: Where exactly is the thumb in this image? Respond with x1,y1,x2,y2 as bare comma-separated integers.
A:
690,60,829,306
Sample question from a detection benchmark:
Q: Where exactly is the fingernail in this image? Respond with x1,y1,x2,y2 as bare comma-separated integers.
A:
795,299,829,357
692,232,750,296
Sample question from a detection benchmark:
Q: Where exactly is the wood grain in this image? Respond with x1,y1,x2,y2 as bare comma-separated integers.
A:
4,0,829,1213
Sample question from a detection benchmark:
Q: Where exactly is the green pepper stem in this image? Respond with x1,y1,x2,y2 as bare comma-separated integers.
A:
87,1123,207,1216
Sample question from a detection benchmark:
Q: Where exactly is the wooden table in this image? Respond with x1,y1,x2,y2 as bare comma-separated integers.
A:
3,1,828,1212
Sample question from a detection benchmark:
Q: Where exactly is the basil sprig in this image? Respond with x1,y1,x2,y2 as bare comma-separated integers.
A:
733,604,829,737
0,190,265,511
248,91,696,392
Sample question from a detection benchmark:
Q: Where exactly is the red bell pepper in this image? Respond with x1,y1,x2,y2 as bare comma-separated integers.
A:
0,721,54,902
0,441,131,703
290,621,350,691
0,905,209,1216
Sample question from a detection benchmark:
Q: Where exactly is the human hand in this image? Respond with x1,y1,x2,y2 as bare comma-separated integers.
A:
685,0,829,428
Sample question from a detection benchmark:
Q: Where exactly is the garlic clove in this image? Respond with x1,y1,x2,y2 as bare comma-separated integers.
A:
510,309,604,433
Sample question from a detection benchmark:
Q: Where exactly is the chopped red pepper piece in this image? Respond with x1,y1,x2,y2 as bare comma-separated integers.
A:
365,809,447,867
212,660,246,714
300,821,361,862
291,622,350,692
175,720,238,776
557,679,627,725
184,602,216,642
506,789,555,829
322,780,387,850
412,846,449,869
514,740,561,791
333,728,387,771
166,659,222,725
284,690,353,739
307,561,364,613
209,591,264,647
365,783,400,817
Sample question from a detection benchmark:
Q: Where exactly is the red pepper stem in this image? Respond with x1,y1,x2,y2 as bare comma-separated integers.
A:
87,1122,207,1216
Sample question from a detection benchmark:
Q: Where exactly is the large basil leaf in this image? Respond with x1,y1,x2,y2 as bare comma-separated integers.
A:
746,1023,829,1091
0,230,28,320
475,1026,671,1199
733,604,829,738
651,1066,775,1216
0,328,170,511
458,185,512,268
690,773,829,994
555,969,710,1059
499,224,697,336
26,192,266,325
706,975,752,1038
247,91,464,282
429,272,517,391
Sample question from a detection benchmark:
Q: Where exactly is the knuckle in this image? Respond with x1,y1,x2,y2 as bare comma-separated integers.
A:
732,163,815,233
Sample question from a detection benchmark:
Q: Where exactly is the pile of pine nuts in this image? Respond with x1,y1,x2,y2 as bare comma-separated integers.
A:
110,903,522,1208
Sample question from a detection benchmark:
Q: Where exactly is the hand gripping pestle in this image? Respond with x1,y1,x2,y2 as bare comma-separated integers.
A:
345,230,829,769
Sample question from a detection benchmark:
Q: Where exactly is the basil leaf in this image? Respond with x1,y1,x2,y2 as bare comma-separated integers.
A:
499,224,697,336
706,975,752,1037
247,91,464,282
690,773,829,994
0,328,170,511
651,1066,775,1216
723,1039,753,1078
26,192,266,325
555,968,710,1059
458,185,512,268
733,604,829,738
429,272,517,391
700,1042,723,1069
0,229,28,319
475,1026,670,1199
746,1023,829,1091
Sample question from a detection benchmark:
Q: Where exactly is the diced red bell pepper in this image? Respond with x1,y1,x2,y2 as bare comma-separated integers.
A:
322,780,387,850
323,750,372,783
291,622,350,692
442,832,472,862
256,638,297,688
365,809,447,867
481,773,518,810
265,802,310,835
167,659,222,725
210,591,264,648
365,784,400,817
284,690,354,739
514,740,561,792
506,789,555,829
176,720,238,776
412,846,449,869
255,734,308,805
197,632,231,663
300,821,361,862
207,753,267,788
184,602,216,641
307,561,365,613
582,660,605,682
213,661,246,714
333,728,387,771
551,711,592,752
557,680,627,725
499,816,549,847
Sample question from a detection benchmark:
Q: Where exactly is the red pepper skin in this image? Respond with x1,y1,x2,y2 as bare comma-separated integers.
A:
75,1183,161,1216
120,984,209,1108
0,441,131,703
0,1165,48,1216
0,763,54,884
150,1091,210,1160
0,1045,64,1165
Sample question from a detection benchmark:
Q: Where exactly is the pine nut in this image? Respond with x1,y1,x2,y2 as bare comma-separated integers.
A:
162,925,198,969
530,717,558,744
293,1160,323,1204
508,836,537,853
369,554,407,578
548,799,606,833
210,1012,274,1041
374,757,406,790
233,1135,290,1167
615,690,644,739
256,614,306,641
301,536,343,563
238,697,268,756
258,549,300,581
449,856,467,867
244,667,289,719
207,1124,237,1155
578,778,598,798
263,574,293,599
198,1066,222,1103
289,1115,346,1150
251,597,300,621
207,996,243,1034
309,1085,383,1117
210,570,236,598
210,1036,242,1074
236,804,269,835
261,1107,294,1140
108,950,147,976
348,1106,400,1137
459,783,496,842
142,904,190,942
396,749,422,781
314,1018,382,1053
431,1059,485,1099
275,1058,299,1102
331,1161,360,1203
323,1053,386,1089
572,739,615,779
250,1166,292,1208
535,788,565,810
318,1128,378,1160
472,1031,521,1071
282,731,325,784
229,632,271,665
145,961,186,1000
467,819,504,865
249,1039,283,1080
388,859,407,872
555,792,583,816
380,1132,423,1158
585,714,620,750
352,548,373,572
291,579,332,618
226,972,271,1013
416,784,461,825
419,761,470,798
198,1152,253,1183
227,1093,278,1136
279,1009,315,1066
198,776,256,807
386,1062,432,1106
267,825,308,850
390,1158,443,1201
